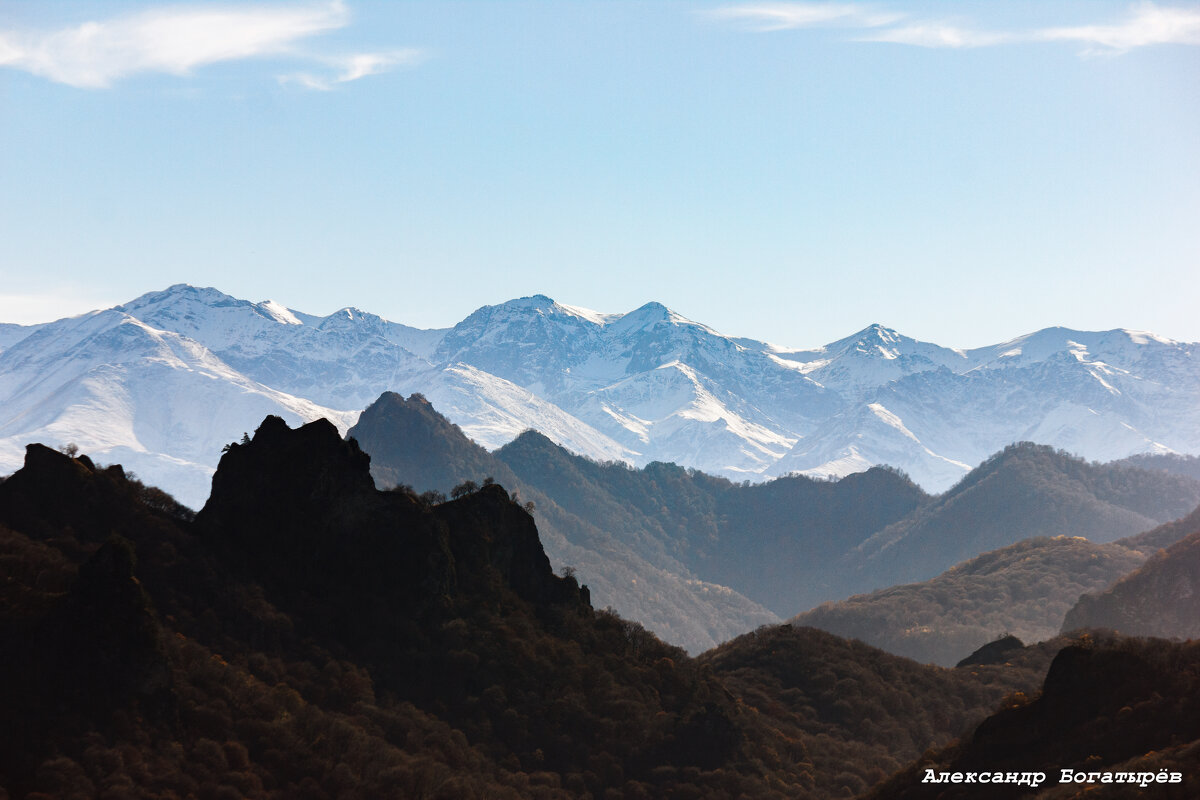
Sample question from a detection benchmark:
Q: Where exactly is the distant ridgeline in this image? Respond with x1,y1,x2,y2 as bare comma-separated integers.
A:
348,392,1200,663
3,283,1200,514
2,420,1200,797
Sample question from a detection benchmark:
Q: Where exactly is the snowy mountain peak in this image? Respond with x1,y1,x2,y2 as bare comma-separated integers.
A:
831,323,911,355
259,300,302,325
116,283,309,331
117,283,240,315
509,293,556,309
1122,329,1176,346
322,307,381,326
608,301,709,337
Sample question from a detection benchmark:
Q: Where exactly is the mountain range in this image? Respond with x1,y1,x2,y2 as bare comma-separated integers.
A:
348,394,1200,656
4,414,1199,798
2,284,1198,509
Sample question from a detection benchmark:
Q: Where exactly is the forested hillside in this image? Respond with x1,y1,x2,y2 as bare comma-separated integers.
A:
3,417,1197,798
795,536,1146,666
844,443,1200,595
1063,529,1200,639
0,420,1030,798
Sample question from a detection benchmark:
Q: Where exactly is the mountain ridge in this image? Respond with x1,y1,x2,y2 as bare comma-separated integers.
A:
2,283,1197,509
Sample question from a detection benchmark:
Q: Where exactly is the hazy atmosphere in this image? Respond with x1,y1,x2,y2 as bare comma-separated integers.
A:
2,0,1198,347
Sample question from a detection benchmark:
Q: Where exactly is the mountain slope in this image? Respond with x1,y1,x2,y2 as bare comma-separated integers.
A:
794,536,1146,666
867,635,1200,799
1063,525,1200,639
843,442,1200,595
0,308,358,507
492,425,928,616
347,391,779,654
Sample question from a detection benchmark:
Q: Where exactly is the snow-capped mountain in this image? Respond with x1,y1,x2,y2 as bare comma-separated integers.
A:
0,306,359,506
1,284,1197,510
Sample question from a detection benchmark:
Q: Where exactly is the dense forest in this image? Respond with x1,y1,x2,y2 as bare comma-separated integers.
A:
9,416,1193,798
1114,452,1200,482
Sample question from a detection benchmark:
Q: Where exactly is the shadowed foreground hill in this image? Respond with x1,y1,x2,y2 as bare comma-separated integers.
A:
697,625,1059,798
867,635,1200,799
0,416,1046,799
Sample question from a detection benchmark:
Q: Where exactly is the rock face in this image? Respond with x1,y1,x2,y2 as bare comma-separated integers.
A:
196,415,588,636
1063,529,1200,639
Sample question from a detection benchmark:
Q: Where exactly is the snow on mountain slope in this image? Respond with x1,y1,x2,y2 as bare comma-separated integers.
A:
768,323,969,399
0,322,42,354
573,360,797,475
427,295,837,474
391,362,637,464
117,285,431,410
2,284,1197,505
0,307,357,507
768,400,972,490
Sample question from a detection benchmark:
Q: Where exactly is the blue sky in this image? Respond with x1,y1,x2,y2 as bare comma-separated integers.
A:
1,1,1197,348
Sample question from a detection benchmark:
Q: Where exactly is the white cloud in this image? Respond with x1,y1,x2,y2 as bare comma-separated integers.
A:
1037,2,1200,53
857,24,1014,49
278,48,424,91
706,2,903,32
0,1,417,89
711,1,1200,54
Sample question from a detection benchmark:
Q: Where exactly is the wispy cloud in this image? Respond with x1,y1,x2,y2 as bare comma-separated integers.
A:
710,1,1200,53
1037,2,1200,53
0,1,417,89
707,2,902,31
278,49,424,91
856,24,1014,49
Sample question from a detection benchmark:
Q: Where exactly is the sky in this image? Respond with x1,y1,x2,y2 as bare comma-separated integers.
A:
0,1,1197,349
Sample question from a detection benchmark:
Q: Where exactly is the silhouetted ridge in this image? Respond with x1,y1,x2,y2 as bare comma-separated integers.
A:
436,482,589,607
348,391,523,493
198,414,586,634
0,444,145,544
